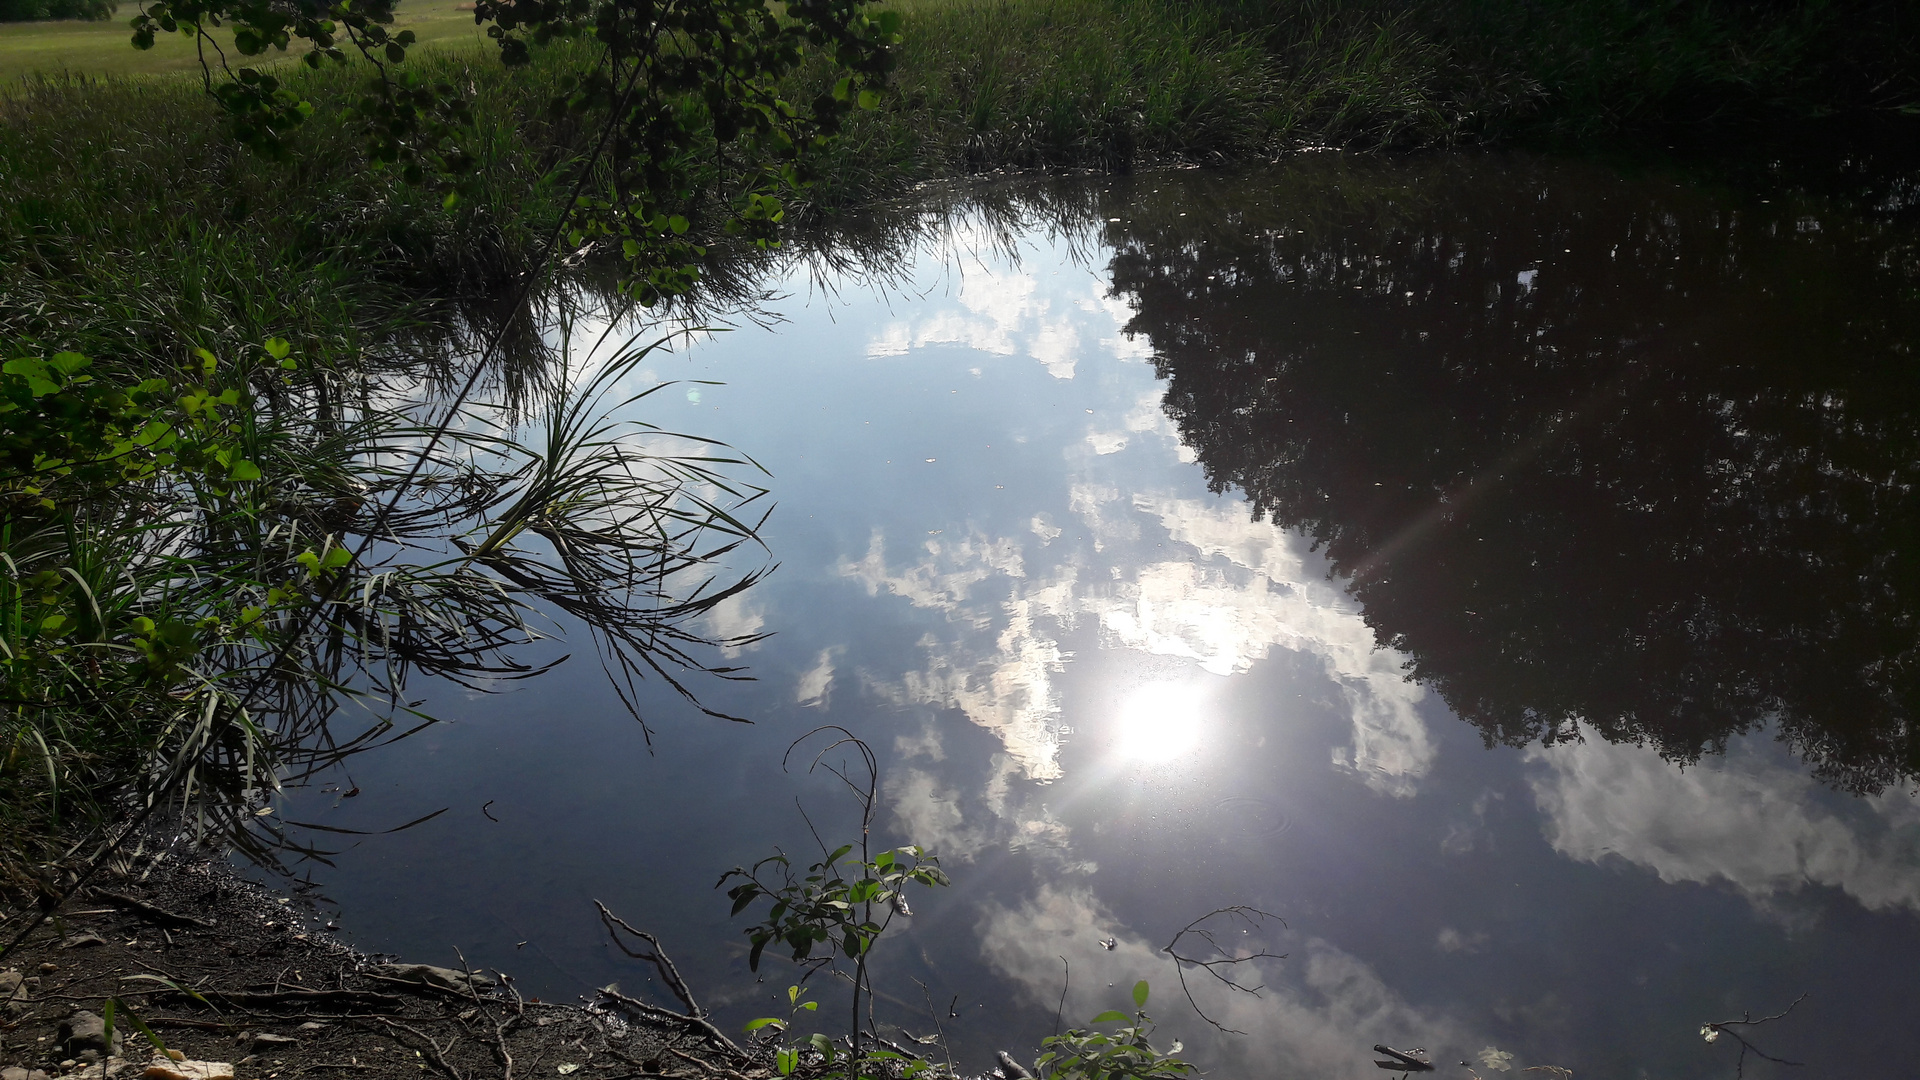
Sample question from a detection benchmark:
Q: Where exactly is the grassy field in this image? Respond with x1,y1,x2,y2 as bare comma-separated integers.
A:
0,1,489,81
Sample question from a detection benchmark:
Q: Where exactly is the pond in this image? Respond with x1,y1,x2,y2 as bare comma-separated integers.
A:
271,125,1920,1078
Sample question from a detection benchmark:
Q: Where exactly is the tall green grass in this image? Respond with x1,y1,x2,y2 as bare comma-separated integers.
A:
0,45,593,384
789,0,1919,207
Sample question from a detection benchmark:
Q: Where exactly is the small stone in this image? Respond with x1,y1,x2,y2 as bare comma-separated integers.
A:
2,1067,52,1080
294,1022,327,1035
250,1034,298,1053
60,1009,126,1059
0,968,26,1014
39,962,58,973
60,931,107,949
141,1056,233,1080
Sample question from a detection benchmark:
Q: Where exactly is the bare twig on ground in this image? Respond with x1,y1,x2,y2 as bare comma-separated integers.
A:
593,900,752,1062
381,1019,466,1080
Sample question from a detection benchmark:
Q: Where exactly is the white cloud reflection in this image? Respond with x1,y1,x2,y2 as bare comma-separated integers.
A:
849,488,1434,797
976,885,1472,1078
864,262,1090,379
1527,739,1920,914
796,647,839,707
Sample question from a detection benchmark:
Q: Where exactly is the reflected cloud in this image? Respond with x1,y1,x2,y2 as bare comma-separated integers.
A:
851,487,1435,796
1113,493,1434,795
862,264,1095,379
703,592,765,656
842,529,1025,616
1435,927,1489,954
797,647,840,707
866,595,1071,782
976,885,1474,1078
1527,739,1920,914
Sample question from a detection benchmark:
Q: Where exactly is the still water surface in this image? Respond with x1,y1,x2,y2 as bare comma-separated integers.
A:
275,136,1920,1078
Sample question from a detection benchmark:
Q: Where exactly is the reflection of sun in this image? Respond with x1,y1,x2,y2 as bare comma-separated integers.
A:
1113,682,1205,761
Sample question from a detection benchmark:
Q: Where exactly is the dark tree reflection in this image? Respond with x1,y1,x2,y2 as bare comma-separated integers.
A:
1101,142,1920,793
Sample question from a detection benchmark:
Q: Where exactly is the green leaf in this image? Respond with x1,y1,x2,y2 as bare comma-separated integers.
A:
1133,980,1150,1008
322,547,353,569
263,337,291,360
229,459,262,482
1091,1011,1129,1024
808,1033,837,1062
114,1002,169,1057
775,1049,797,1076
743,1017,784,1032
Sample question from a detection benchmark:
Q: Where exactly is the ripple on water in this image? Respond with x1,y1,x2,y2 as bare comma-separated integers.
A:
1212,796,1290,840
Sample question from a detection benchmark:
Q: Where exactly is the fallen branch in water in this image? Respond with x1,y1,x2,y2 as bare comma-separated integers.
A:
1702,993,1808,1077
1161,906,1287,1035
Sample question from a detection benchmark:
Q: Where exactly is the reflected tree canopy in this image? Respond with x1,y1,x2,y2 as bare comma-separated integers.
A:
1102,142,1920,792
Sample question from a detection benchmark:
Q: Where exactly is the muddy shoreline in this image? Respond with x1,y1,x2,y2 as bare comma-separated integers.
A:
0,847,770,1080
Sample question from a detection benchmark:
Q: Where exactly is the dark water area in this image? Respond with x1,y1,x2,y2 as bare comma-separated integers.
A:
268,125,1920,1078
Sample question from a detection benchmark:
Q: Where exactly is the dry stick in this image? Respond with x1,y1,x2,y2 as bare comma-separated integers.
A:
92,889,215,930
664,1046,755,1080
590,906,749,1064
594,902,710,1022
0,38,644,968
452,946,520,1080
382,1019,466,1080
1161,906,1287,1036
912,976,955,1078
1704,993,1809,1075
1052,956,1069,1038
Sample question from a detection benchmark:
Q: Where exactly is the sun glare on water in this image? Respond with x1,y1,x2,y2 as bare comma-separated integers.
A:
1112,681,1207,762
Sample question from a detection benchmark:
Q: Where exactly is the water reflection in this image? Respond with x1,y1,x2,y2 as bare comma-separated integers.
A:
272,133,1920,1080
1101,145,1920,795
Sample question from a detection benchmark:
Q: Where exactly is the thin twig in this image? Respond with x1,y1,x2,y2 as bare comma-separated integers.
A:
1161,906,1287,1035
1703,993,1808,1074
1053,956,1069,1038
381,1019,465,1080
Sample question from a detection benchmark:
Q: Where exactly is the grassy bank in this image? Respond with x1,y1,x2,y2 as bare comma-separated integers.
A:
801,0,1920,204
0,1,488,79
10,0,1914,370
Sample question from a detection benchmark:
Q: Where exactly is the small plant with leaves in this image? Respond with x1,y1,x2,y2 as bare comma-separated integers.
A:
720,842,946,976
1035,981,1194,1080
719,728,949,1073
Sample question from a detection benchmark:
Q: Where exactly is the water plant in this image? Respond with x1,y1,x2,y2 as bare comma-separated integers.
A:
0,320,772,897
713,729,1198,1080
719,729,950,1068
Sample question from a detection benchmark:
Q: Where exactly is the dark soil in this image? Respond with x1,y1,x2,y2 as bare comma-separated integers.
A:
0,850,769,1080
